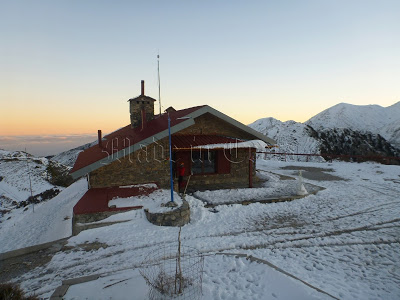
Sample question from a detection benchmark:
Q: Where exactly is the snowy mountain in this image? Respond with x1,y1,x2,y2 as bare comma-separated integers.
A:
248,118,322,161
306,101,400,148
0,150,71,212
380,118,400,149
50,140,96,167
249,102,400,163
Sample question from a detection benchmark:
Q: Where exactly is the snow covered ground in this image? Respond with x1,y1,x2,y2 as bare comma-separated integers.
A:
0,179,87,252
63,254,330,300
108,189,184,213
193,171,321,205
2,159,400,299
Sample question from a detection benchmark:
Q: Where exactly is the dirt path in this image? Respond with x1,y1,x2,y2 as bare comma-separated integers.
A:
0,239,108,284
0,239,68,283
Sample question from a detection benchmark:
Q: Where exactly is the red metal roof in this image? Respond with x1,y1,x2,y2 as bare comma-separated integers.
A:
172,135,243,149
71,105,206,173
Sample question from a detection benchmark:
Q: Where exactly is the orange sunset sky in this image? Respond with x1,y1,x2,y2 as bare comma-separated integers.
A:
1,1,399,155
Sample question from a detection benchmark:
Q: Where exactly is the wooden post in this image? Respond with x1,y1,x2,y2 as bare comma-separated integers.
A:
249,148,253,188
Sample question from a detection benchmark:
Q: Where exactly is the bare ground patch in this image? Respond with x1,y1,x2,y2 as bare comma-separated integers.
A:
280,166,346,181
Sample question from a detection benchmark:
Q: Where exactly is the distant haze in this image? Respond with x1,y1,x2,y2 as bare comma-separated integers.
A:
0,134,96,157
3,101,400,157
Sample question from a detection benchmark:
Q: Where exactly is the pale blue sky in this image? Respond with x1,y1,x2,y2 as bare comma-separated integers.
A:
1,0,399,155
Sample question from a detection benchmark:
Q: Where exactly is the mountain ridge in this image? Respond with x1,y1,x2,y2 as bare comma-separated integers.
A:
305,102,400,147
249,101,400,163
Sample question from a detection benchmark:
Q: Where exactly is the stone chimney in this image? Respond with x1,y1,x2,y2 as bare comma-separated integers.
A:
128,80,156,129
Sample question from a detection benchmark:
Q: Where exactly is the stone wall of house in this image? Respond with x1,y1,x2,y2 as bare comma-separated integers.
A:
177,113,257,141
89,138,170,188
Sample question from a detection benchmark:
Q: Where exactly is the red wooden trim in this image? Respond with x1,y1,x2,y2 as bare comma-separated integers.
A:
217,149,231,174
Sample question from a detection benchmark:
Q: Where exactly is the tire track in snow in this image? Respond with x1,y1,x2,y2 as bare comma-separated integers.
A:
255,239,400,250
20,221,400,297
325,200,400,222
358,184,400,199
238,219,400,250
33,217,400,279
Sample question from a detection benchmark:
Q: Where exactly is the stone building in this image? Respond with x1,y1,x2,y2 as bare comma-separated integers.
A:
70,81,275,190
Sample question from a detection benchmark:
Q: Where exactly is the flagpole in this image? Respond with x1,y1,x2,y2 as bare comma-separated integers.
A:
168,113,174,203
157,54,162,116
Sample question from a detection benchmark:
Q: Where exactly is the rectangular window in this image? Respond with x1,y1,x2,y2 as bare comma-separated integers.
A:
191,151,202,174
203,151,215,173
191,150,216,174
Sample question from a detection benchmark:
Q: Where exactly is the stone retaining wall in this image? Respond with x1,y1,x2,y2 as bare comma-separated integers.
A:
72,207,141,235
144,200,190,227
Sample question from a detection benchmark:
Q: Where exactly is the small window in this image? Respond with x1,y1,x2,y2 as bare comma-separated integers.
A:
203,151,215,173
191,151,216,174
191,152,202,174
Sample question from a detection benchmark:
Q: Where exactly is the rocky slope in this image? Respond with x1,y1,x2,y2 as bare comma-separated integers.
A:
316,128,398,162
0,150,72,212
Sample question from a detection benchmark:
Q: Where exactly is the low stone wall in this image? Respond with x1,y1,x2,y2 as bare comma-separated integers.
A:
73,220,130,236
144,200,190,227
72,207,142,235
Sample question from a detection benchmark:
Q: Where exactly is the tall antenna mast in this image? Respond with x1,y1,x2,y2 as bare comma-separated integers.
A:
157,54,162,116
